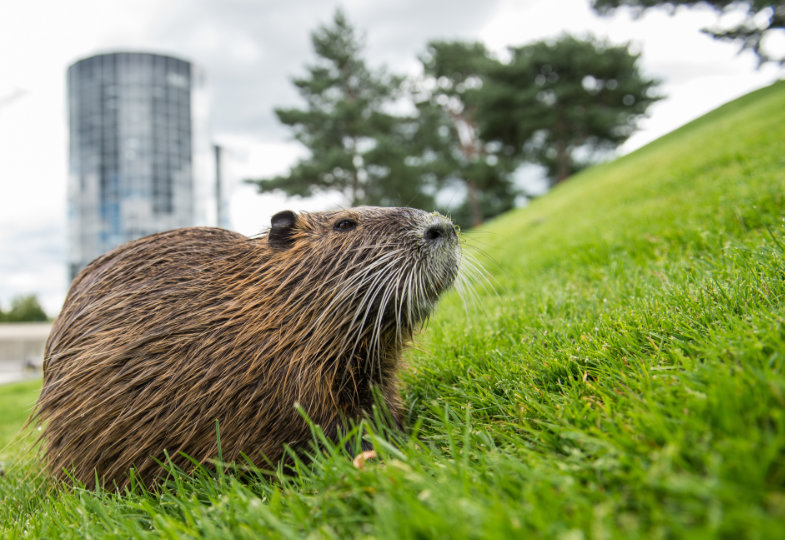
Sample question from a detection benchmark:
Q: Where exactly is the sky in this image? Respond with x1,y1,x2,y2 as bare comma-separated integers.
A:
0,0,782,315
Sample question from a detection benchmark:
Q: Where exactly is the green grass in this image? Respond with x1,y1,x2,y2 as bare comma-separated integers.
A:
2,81,784,538
0,378,39,452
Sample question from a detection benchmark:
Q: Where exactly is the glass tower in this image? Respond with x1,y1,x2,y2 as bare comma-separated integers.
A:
67,52,210,281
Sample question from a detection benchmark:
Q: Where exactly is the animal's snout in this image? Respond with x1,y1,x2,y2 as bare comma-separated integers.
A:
423,218,457,243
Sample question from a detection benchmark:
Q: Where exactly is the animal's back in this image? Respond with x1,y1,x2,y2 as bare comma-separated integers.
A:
43,227,250,382
37,227,314,488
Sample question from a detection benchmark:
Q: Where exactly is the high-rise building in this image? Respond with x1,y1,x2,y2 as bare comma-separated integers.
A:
66,52,211,280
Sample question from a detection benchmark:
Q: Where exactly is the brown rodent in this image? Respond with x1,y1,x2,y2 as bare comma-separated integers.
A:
33,206,460,489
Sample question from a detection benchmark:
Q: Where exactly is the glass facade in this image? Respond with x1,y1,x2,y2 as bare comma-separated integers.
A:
67,52,209,280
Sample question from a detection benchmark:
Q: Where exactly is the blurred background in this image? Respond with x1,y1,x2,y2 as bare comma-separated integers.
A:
0,0,783,380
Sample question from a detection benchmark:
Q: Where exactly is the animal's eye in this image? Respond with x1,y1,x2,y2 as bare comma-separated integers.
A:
333,219,357,232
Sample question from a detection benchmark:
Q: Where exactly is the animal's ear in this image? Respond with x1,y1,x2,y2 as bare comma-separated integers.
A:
269,210,297,249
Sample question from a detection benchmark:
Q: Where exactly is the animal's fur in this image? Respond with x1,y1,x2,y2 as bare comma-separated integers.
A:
33,206,460,489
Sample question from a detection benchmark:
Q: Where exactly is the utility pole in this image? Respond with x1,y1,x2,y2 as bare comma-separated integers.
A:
213,144,224,228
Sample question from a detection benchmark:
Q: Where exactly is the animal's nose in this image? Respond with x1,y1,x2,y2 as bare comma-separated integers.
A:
423,220,456,242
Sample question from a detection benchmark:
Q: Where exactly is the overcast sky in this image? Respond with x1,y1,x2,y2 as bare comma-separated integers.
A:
0,0,782,314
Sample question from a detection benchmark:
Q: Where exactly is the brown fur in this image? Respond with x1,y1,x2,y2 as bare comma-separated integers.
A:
33,206,460,489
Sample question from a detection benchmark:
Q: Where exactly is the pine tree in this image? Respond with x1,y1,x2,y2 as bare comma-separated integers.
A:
479,34,661,185
411,41,517,227
591,1,784,65
246,9,434,208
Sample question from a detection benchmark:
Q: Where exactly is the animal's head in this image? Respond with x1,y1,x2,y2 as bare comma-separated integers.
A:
264,206,461,334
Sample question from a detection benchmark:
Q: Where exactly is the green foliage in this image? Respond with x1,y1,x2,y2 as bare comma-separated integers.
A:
3,82,783,539
591,0,785,64
412,41,518,227
0,295,48,323
246,9,433,209
247,19,662,221
479,34,661,184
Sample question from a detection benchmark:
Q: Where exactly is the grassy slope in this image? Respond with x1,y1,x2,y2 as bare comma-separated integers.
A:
1,81,784,538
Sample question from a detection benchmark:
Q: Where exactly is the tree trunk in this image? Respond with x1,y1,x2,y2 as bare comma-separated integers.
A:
349,170,358,206
452,112,484,226
554,140,571,184
348,134,360,206
466,179,482,227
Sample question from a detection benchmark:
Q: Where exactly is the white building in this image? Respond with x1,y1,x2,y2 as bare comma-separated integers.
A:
67,51,213,280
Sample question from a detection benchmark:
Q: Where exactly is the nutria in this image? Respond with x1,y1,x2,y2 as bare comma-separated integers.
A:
33,206,460,489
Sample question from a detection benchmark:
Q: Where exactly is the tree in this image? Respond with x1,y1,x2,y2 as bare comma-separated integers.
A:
479,34,661,185
246,9,434,209
411,41,518,227
1,294,48,323
591,1,785,65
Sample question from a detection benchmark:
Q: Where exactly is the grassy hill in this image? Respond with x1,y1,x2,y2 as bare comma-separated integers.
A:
2,81,784,538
